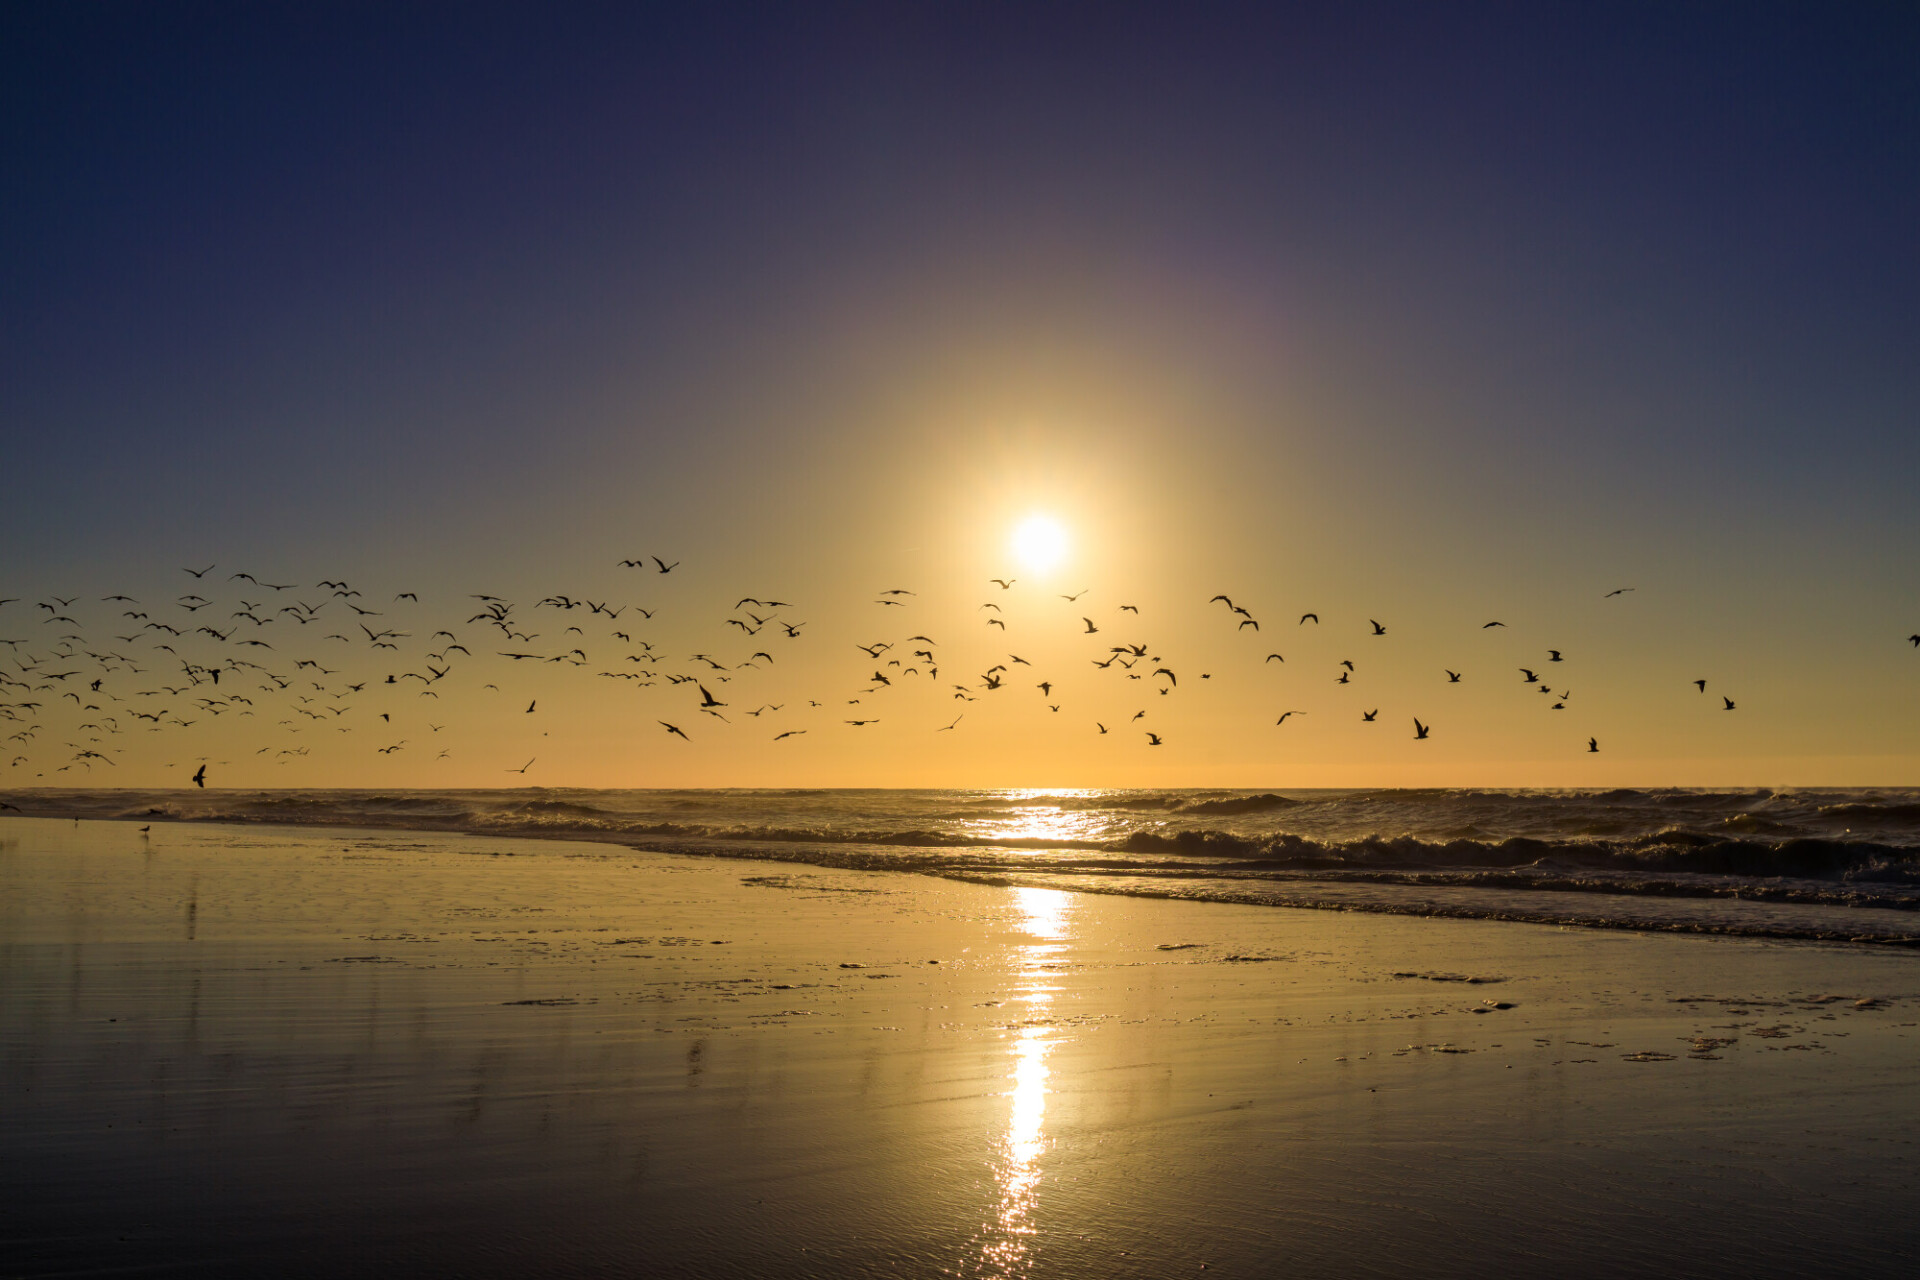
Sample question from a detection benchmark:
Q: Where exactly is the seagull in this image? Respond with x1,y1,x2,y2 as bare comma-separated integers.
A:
506,758,535,774
1361,709,1377,721
937,715,962,732
1299,613,1318,625
1446,670,1461,682
1587,738,1599,752
652,557,679,573
1274,711,1303,725
1908,635,1919,647
1096,723,1108,734
1369,620,1386,635
990,579,1015,590
1145,732,1163,746
1482,621,1505,628
1519,668,1538,682
191,763,206,787
1413,718,1430,740
1604,588,1635,597
1548,650,1563,662
1060,589,1088,602
1265,653,1284,663
1723,697,1736,711
659,721,690,740
183,564,214,578
774,730,806,740
698,685,726,708
1694,679,1707,692
1082,617,1099,633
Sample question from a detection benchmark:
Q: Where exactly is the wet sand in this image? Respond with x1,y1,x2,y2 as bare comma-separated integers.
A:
3,816,1919,1277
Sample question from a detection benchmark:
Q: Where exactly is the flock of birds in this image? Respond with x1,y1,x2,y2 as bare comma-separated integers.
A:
2,562,1914,785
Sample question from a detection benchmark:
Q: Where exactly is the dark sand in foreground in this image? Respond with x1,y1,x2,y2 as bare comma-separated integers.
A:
3,816,1918,1277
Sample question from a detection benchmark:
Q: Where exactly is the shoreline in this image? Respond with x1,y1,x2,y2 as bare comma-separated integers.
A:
7,795,1920,947
4,814,1919,1276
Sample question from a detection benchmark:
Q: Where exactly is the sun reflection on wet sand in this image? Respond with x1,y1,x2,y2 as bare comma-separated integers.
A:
975,886,1075,1277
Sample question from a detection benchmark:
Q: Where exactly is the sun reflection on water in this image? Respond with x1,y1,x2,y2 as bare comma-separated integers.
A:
975,886,1075,1277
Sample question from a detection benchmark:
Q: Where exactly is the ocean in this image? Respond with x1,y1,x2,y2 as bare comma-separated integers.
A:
8,786,1920,944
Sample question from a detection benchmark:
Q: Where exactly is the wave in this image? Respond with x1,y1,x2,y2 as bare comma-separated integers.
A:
9,786,1920,943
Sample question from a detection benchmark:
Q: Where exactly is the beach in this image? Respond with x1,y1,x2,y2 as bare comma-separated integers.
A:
4,813,1917,1277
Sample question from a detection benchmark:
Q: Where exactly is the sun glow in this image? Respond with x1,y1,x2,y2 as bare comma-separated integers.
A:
1010,515,1069,573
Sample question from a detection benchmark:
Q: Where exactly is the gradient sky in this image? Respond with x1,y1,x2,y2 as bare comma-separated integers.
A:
4,2,1917,787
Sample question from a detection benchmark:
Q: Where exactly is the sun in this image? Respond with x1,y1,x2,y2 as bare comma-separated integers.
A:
1011,515,1069,573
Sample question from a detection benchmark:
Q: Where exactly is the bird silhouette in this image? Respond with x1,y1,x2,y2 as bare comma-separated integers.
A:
653,558,679,573
659,722,690,740
1446,670,1461,682
1145,732,1163,746
507,758,535,774
1369,620,1386,635
1299,613,1318,625
1694,679,1708,692
1361,709,1377,721
1082,617,1099,634
990,579,1015,590
1548,650,1563,662
1587,738,1599,752
1723,697,1736,710
191,763,206,787
1274,711,1303,725
1604,588,1635,597
1265,653,1284,663
1413,718,1430,739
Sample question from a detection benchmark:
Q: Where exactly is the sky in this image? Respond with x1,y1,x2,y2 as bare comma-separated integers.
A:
3,1,1917,788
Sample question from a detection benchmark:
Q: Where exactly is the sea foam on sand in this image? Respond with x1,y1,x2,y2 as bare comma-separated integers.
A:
3,815,1918,1278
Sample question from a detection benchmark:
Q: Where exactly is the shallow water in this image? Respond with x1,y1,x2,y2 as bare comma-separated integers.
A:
4,816,1919,1277
8,786,1920,941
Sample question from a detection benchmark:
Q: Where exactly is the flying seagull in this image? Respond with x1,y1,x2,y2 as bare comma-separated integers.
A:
1413,718,1430,740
